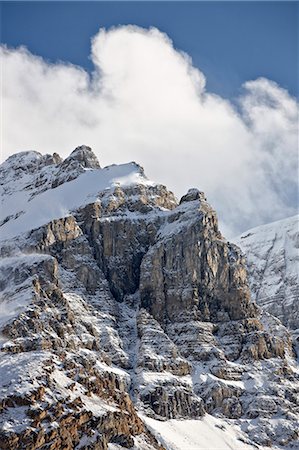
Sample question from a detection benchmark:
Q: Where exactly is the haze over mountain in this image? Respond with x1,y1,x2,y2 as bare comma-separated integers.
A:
1,25,298,236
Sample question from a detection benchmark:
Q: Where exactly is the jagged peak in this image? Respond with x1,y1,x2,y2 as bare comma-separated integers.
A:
61,145,100,170
0,151,62,181
3,150,42,164
128,161,145,176
0,146,100,173
179,188,207,204
1,150,58,169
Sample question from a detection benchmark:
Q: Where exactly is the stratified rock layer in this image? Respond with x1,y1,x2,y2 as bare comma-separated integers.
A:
0,148,298,449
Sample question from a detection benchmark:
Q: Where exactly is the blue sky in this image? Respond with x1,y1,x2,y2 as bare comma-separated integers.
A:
1,1,298,235
1,1,298,99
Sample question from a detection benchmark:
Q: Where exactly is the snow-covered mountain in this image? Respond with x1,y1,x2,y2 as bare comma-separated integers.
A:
0,146,299,450
234,216,299,339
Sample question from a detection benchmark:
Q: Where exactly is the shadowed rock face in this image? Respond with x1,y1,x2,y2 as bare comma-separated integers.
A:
139,200,256,325
0,148,298,450
60,145,101,170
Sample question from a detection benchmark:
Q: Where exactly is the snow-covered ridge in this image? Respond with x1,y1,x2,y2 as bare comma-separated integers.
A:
1,146,299,450
234,215,299,333
0,146,158,241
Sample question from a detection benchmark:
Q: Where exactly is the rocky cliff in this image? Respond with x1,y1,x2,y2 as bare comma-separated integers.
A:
0,146,298,450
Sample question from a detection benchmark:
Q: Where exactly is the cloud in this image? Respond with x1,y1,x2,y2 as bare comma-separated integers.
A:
1,25,298,236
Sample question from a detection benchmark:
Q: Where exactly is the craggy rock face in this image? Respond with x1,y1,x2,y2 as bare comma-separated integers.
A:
139,199,256,325
0,147,298,449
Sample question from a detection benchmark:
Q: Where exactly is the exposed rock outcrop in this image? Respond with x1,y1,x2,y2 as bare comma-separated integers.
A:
0,147,298,449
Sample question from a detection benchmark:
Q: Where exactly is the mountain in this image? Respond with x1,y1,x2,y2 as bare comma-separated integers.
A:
234,216,299,341
0,146,298,450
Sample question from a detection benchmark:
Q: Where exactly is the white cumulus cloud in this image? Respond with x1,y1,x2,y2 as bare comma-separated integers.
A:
1,25,298,236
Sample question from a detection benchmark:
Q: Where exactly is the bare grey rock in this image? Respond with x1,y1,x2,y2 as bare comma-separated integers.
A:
0,147,298,449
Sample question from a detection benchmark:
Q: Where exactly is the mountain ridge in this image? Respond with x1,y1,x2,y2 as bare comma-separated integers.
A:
0,146,298,450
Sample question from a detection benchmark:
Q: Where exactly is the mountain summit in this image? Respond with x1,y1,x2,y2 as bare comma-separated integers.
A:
0,147,298,450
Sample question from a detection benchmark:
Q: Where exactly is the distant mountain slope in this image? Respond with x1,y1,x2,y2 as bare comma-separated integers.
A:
234,215,299,336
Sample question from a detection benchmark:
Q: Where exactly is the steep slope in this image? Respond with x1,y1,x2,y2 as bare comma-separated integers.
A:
234,216,299,339
0,147,298,450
